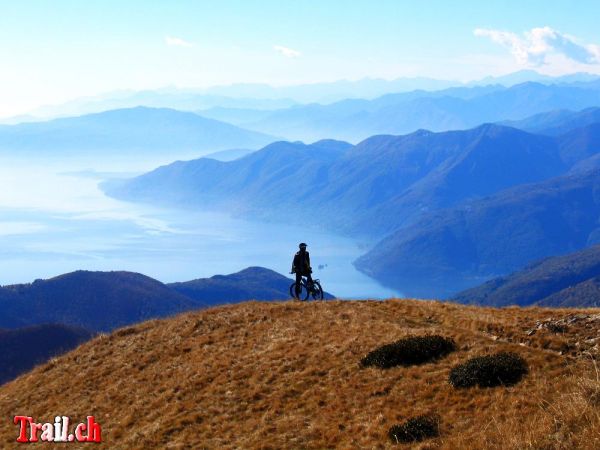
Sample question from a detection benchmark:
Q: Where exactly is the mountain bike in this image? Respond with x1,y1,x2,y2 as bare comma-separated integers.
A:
289,274,324,300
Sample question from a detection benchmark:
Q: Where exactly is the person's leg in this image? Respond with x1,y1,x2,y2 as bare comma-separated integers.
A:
306,273,313,287
295,272,302,297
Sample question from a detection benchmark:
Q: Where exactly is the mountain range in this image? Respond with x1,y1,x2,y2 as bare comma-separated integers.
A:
0,270,199,332
106,119,600,298
170,266,331,302
0,267,325,333
355,146,600,297
5,80,600,161
205,81,600,142
501,107,600,136
5,70,598,125
0,107,276,158
452,244,600,307
105,122,600,236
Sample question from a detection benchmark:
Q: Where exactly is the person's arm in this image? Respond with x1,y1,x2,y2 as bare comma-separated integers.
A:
307,252,312,272
291,254,297,273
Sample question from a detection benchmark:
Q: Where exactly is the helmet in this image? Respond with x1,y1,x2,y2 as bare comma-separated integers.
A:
299,242,307,249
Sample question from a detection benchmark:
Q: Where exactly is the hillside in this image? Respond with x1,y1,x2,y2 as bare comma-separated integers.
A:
451,245,600,307
105,124,576,238
103,139,355,220
355,163,600,298
0,300,598,448
0,267,314,332
0,324,92,385
0,270,200,332
168,266,334,304
501,107,600,136
0,107,275,156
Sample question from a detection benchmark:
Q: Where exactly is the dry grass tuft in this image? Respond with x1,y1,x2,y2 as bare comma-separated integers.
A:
449,352,528,388
361,335,456,369
388,413,440,443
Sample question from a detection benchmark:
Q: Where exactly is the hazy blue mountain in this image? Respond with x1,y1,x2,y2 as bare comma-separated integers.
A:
499,110,577,133
199,77,463,103
451,244,600,307
469,70,600,87
240,82,600,142
105,120,600,299
0,107,276,156
198,106,294,126
336,124,566,235
103,139,354,217
548,109,600,138
8,71,598,126
24,91,297,121
203,148,256,161
501,107,600,136
355,163,600,298
0,271,200,332
169,266,334,304
200,84,507,114
105,124,572,237
0,324,93,385
556,123,600,166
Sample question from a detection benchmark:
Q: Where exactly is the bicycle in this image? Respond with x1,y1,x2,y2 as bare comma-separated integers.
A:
289,274,324,300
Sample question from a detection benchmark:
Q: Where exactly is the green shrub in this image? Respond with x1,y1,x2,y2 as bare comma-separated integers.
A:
449,352,528,388
388,414,440,443
361,335,456,369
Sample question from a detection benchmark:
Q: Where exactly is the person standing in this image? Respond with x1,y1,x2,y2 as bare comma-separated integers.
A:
291,242,312,298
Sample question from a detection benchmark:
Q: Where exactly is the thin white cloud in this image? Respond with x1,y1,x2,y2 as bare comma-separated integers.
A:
0,221,45,236
474,26,600,66
273,45,301,58
165,36,194,48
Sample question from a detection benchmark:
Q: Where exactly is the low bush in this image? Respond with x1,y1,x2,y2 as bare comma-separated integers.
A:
449,352,528,388
361,335,456,369
388,414,440,443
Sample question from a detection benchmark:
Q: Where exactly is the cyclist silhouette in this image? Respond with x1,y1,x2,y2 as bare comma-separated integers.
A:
291,242,313,297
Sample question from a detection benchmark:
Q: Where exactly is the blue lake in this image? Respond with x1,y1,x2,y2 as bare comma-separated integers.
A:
0,158,400,299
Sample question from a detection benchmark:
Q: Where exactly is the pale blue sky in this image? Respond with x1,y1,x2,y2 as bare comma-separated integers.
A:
1,0,600,116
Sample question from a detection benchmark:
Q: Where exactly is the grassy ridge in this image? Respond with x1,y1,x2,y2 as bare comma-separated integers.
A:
0,300,598,449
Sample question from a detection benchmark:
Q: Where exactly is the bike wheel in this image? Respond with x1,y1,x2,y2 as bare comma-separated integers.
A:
310,281,324,300
289,281,309,300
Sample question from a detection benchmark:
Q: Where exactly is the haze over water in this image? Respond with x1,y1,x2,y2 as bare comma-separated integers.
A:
0,156,399,299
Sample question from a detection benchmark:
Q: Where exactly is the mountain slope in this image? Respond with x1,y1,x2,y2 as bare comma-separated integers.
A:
0,271,200,332
0,300,597,448
103,139,354,218
355,165,600,297
168,266,334,303
0,267,322,332
0,107,276,156
349,124,565,234
500,107,600,136
240,82,600,142
539,276,600,307
203,148,255,161
451,245,600,307
105,124,571,237
0,324,92,385
556,122,600,165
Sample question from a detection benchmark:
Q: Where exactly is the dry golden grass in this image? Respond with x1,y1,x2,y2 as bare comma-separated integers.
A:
0,299,599,449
